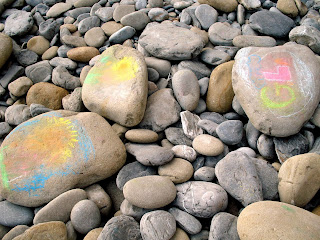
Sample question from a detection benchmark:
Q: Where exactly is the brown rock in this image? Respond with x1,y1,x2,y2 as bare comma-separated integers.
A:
67,47,100,62
42,46,58,60
158,158,194,184
125,129,158,143
27,36,50,55
198,0,238,12
0,33,12,69
192,134,224,156
277,0,299,17
101,21,123,36
83,228,103,240
26,82,69,110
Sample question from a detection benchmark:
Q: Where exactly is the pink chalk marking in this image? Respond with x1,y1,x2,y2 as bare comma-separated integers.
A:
262,66,292,82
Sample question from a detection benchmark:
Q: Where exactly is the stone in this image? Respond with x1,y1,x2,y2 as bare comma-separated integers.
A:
200,48,231,66
50,57,77,70
125,143,174,166
8,77,33,97
123,175,176,209
26,82,69,110
177,60,211,79
145,57,171,78
13,221,67,240
158,158,194,184
66,221,77,240
109,26,136,44
0,123,12,138
239,0,261,10
85,184,112,216
195,4,218,30
70,200,101,235
180,111,203,140
208,22,241,46
29,103,52,117
172,70,200,111
116,161,157,190
0,111,126,207
249,10,295,38
0,201,34,227
14,49,38,67
52,66,81,90
197,0,237,12
171,145,197,162
206,61,234,113
67,47,100,62
311,104,320,127
237,201,320,240
289,25,320,54
4,104,32,126
46,2,72,18
171,228,190,240
278,153,320,207
215,151,263,206
168,207,202,235
97,215,141,240
113,5,135,22
125,129,158,143
95,7,114,22
39,19,61,40
140,210,176,240
2,225,29,240
101,21,123,36
4,11,33,37
84,228,103,240
165,127,193,146
194,166,215,181
74,0,99,7
246,121,260,150
33,189,87,224
0,33,12,69
139,23,205,60
209,212,239,240
232,35,277,48
78,16,100,34
84,27,106,48
61,36,86,48
216,120,244,145
192,134,224,156
273,133,309,163
174,181,228,218
148,8,169,22
120,11,149,31
232,43,320,137
277,0,299,17
120,199,150,220
256,134,276,159
139,89,181,132
82,45,148,127
25,60,53,83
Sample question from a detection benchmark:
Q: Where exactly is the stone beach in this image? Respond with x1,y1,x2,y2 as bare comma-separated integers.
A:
0,0,319,239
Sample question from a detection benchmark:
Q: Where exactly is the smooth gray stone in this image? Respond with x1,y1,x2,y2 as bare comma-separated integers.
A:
5,104,32,125
257,134,275,159
145,57,171,78
194,98,207,114
249,10,295,38
49,57,77,70
4,10,33,36
62,87,85,112
192,156,205,171
109,26,136,44
95,7,113,21
66,7,91,19
147,68,159,82
78,16,100,34
215,151,263,206
204,145,229,167
140,210,176,240
77,13,90,22
98,215,142,240
200,48,231,66
14,49,38,67
168,207,202,235
241,24,259,35
25,0,42,6
57,45,73,58
190,230,210,240
39,18,61,40
310,136,320,154
0,65,24,88
34,3,49,16
66,221,77,240
30,103,52,117
209,212,239,240
246,121,260,150
194,166,215,181
234,147,256,158
237,4,245,25
232,96,246,116
301,17,320,31
216,120,244,145
165,127,193,146
224,112,241,120
0,201,34,227
52,66,81,90
214,46,239,58
174,181,228,218
303,130,314,151
116,161,157,190
125,143,174,166
25,60,53,83
90,3,101,16
185,7,201,29
289,25,320,54
198,77,209,96
121,11,149,31
180,9,192,25
195,4,218,30
200,112,226,124
0,122,12,138
135,0,147,10
273,133,309,164
120,199,151,221
208,22,241,46
148,8,169,22
197,119,218,135
177,60,211,79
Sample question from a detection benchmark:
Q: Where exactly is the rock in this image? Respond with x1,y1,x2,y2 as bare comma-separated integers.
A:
52,66,81,90
194,166,215,181
200,48,231,66
0,122,12,138
232,43,320,137
113,5,135,22
276,0,299,17
0,33,13,69
0,201,34,227
125,143,174,166
171,145,197,162
192,134,224,156
197,0,237,12
120,199,150,221
140,210,176,240
123,175,176,209
97,215,141,240
145,57,171,78
5,104,32,126
195,4,218,30
8,77,33,97
278,153,320,207
201,112,226,124
101,21,123,36
206,61,234,113
148,8,169,22
216,120,244,145
46,2,72,17
289,25,320,54
246,121,260,150
125,129,158,143
311,104,320,127
215,151,263,206
165,127,193,146
177,60,211,79
95,7,114,22
67,47,100,62
50,57,77,70
84,27,106,48
109,26,136,44
256,134,276,159
78,16,100,34
158,158,194,184
25,60,53,83
249,10,295,38
27,36,50,56
237,201,320,240
168,207,202,235
172,70,200,111
70,200,101,235
0,111,126,207
171,228,190,240
232,35,277,48
120,11,149,31
208,22,241,46
209,212,239,240
2,225,29,240
85,184,112,216
84,228,103,240
174,181,228,218
180,111,203,140
61,36,86,48
4,11,34,37
39,19,61,40
13,221,67,240
273,133,309,163
29,103,52,117
33,189,87,224
82,45,148,127
138,23,205,60
26,82,69,110
139,89,181,132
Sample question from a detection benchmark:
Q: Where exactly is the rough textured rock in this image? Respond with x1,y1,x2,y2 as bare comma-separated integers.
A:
209,212,239,240
289,25,320,54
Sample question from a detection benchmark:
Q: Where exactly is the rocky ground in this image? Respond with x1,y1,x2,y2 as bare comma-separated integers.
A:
0,0,320,239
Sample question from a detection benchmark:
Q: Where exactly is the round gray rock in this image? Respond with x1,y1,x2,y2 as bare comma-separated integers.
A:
209,212,239,240
216,120,244,145
0,201,34,227
4,10,34,36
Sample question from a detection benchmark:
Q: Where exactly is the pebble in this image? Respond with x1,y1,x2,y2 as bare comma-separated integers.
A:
216,120,244,145
2,225,29,240
171,145,197,162
67,46,100,62
165,127,193,146
61,35,86,47
192,134,224,156
46,2,72,18
0,201,34,227
0,122,13,138
101,21,123,36
109,26,136,44
52,66,81,90
256,134,276,159
197,0,237,12
171,228,190,240
95,7,114,22
85,184,112,216
289,25,320,54
208,22,241,46
125,129,158,143
42,46,59,60
0,33,13,70
140,210,176,240
177,60,211,79
39,19,61,40
120,199,150,220
74,0,99,7
145,57,171,78
195,4,218,30
4,104,32,125
8,77,33,97
120,11,149,31
25,60,53,83
78,16,100,34
123,175,176,209
29,103,52,117
50,57,77,70
148,8,169,22
113,5,135,22
84,27,106,47
83,228,103,240
180,111,203,139
4,10,34,36
194,166,215,181
232,35,277,48
200,48,231,66
209,212,239,240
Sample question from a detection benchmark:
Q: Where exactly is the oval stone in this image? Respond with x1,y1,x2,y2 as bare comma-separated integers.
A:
0,33,13,69
82,45,148,127
0,110,126,207
158,158,194,184
123,175,176,209
232,43,320,137
192,134,224,156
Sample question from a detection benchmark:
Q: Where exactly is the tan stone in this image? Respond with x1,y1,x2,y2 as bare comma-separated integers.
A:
192,134,224,156
0,33,12,69
190,26,209,44
26,82,69,110
67,47,100,62
277,0,299,17
170,228,190,240
278,153,320,207
237,201,320,240
312,205,320,216
46,2,72,18
85,184,112,216
198,0,237,12
42,46,58,60
60,24,77,33
125,129,158,143
83,228,103,240
27,36,50,55
80,65,91,85
206,61,234,113
101,21,123,36
158,158,193,184
8,76,33,97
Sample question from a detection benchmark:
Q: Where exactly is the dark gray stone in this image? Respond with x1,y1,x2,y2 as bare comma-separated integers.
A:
25,60,53,83
78,16,100,34
177,60,211,79
190,230,210,240
14,49,38,67
198,77,209,96
209,212,239,240
204,145,229,167
147,68,159,83
52,66,81,90
192,156,205,171
200,48,231,66
310,136,320,154
109,26,136,44
216,120,244,145
66,7,91,19
0,65,24,88
0,201,34,227
39,18,61,40
49,57,77,70
57,45,73,58
197,119,219,135
246,121,260,150
208,22,241,46
257,134,276,159
120,11,150,31
0,122,12,138
4,11,34,37
120,199,151,221
165,127,193,146
200,112,226,124
30,103,52,117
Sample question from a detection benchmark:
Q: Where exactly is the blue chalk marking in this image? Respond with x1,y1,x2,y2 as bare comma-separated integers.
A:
247,54,266,90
